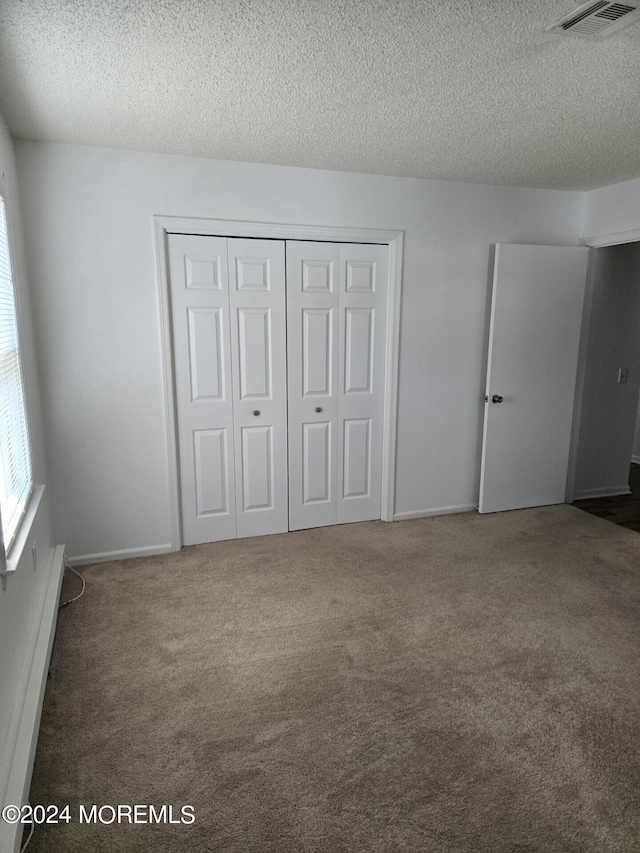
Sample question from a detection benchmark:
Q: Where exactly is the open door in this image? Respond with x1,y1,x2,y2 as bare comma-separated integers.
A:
479,244,590,514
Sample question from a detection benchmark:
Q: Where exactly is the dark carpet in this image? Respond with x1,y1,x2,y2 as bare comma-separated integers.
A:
29,505,640,852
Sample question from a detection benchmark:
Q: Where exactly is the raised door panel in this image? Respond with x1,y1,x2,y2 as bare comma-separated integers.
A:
235,257,271,292
345,259,376,293
240,426,274,511
303,421,333,504
287,241,340,530
344,308,374,394
187,307,225,401
343,418,372,500
237,308,272,399
193,428,231,516
337,244,388,524
168,234,236,544
303,309,333,397
228,239,288,538
185,255,223,290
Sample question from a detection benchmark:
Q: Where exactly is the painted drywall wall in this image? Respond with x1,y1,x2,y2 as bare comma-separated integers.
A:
573,243,640,499
15,140,586,560
0,115,53,806
583,178,640,243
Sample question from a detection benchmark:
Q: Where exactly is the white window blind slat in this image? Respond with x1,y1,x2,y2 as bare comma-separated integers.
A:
0,194,33,553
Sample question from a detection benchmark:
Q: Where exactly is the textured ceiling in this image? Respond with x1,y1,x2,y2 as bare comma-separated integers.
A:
0,0,639,190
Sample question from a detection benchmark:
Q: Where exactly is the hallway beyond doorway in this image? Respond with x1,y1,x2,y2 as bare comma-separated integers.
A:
574,463,640,533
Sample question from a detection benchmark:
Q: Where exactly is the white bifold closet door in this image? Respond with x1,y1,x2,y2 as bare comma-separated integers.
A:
286,241,388,530
169,235,288,545
169,234,388,545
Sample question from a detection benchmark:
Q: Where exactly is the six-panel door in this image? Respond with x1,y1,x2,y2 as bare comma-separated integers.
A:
169,235,288,544
286,242,340,529
227,239,288,538
169,235,387,544
169,235,236,544
286,241,388,530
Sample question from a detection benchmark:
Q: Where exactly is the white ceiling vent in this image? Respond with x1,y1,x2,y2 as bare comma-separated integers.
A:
547,0,640,38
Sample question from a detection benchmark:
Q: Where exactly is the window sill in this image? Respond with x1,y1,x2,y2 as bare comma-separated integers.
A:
1,485,45,586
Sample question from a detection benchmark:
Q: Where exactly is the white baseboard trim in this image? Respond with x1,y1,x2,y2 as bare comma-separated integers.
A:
631,455,640,465
573,485,631,500
393,504,476,522
66,543,174,567
0,544,65,853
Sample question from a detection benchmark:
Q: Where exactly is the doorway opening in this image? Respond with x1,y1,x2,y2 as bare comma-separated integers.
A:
569,239,640,533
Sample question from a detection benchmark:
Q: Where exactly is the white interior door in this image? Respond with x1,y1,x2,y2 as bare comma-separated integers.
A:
286,241,388,530
338,243,387,523
170,233,388,543
228,239,288,538
170,235,288,544
479,243,590,513
169,234,236,544
286,241,339,529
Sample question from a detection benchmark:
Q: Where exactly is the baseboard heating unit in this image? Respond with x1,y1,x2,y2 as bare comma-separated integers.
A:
0,545,66,853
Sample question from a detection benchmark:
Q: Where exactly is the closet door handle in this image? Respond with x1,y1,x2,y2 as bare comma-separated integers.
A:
253,410,261,416
315,407,323,413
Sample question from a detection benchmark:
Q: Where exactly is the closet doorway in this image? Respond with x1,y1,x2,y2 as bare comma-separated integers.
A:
155,218,403,549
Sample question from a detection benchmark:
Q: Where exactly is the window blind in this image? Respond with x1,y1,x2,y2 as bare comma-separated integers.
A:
0,194,33,552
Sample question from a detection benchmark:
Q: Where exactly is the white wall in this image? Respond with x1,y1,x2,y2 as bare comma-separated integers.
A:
0,116,53,802
15,140,586,560
573,243,640,498
583,178,640,243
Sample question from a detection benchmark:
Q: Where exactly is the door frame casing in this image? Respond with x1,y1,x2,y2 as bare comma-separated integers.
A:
153,216,404,551
566,228,640,502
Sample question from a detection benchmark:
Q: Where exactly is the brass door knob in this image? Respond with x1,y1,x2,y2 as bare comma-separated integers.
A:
253,410,261,416
491,395,504,404
315,407,323,413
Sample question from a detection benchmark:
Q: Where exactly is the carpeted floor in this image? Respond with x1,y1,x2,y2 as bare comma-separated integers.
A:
29,505,640,852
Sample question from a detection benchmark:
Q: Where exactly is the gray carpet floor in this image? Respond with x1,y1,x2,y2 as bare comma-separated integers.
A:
29,505,640,852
